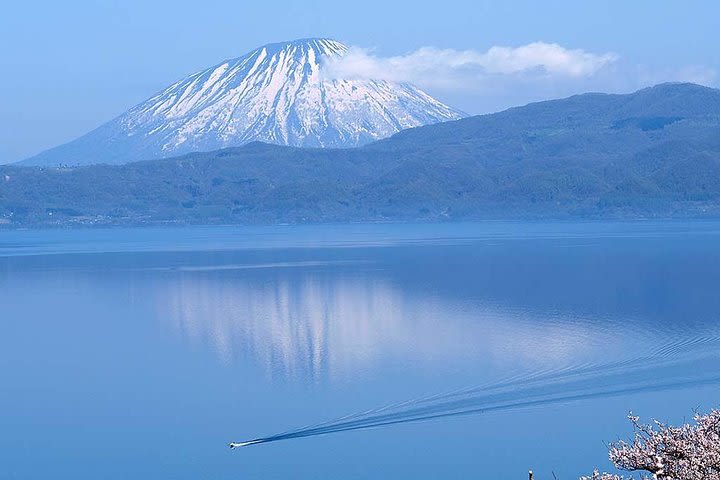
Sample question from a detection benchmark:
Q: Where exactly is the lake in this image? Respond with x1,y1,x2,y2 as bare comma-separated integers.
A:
1,222,719,479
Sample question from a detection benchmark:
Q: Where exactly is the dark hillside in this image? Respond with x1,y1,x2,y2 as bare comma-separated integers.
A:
2,83,719,226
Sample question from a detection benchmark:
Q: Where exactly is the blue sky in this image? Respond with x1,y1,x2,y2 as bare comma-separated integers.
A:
1,0,718,162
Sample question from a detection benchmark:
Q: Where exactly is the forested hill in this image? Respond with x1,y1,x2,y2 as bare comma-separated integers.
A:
2,83,720,227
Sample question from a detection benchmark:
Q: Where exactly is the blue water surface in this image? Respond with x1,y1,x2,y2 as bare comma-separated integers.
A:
1,222,719,479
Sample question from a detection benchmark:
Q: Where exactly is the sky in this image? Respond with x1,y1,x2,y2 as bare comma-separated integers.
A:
1,0,719,163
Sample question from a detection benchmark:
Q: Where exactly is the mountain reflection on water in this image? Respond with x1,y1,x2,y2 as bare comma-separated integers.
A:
151,225,720,386
159,265,625,381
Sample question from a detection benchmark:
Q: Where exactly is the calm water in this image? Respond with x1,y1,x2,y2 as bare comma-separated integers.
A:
1,222,719,479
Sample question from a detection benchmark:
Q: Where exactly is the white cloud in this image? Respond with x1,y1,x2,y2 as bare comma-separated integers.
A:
634,64,717,88
322,42,619,90
322,42,717,116
469,43,618,76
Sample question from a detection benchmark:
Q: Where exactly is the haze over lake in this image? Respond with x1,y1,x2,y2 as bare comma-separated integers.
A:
2,222,719,479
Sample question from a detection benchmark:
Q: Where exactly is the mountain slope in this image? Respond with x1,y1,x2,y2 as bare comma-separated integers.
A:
21,38,464,166
3,83,720,226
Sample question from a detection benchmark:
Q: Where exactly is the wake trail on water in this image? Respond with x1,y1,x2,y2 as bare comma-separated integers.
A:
229,335,720,449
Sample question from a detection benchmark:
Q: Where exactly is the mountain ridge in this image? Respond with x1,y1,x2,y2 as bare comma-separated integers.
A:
3,83,720,227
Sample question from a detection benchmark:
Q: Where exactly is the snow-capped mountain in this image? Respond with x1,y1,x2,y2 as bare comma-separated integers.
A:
23,38,465,166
